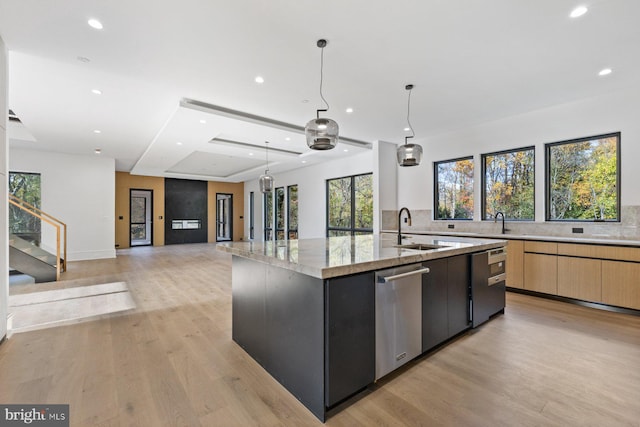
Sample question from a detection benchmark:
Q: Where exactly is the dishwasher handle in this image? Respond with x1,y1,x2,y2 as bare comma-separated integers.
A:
380,267,430,283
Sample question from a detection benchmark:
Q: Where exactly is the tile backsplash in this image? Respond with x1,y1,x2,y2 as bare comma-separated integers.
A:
382,206,640,241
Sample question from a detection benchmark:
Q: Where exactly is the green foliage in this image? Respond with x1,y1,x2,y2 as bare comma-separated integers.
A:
328,174,373,234
484,149,535,220
9,172,42,236
436,159,474,219
549,137,617,220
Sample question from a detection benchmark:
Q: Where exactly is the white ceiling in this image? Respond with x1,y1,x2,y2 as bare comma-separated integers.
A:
1,0,639,182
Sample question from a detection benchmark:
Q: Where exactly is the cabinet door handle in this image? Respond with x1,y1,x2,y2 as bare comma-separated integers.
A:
380,267,430,282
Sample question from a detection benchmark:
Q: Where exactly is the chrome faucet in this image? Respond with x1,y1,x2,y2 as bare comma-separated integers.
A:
398,207,412,244
494,211,508,234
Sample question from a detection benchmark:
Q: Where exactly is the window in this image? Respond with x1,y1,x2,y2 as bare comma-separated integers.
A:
327,173,373,236
275,187,285,240
287,185,298,239
264,191,273,240
434,157,474,220
249,191,255,239
482,147,535,220
546,132,620,221
9,172,42,245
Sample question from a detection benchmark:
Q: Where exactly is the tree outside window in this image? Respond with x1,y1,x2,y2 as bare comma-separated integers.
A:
327,173,373,236
546,133,619,221
483,147,535,220
434,157,474,220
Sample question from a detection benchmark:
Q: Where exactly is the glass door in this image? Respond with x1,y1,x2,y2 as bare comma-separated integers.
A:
130,189,153,246
216,193,233,242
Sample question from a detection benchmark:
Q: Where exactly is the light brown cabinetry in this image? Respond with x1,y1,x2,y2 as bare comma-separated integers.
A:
524,253,558,294
506,240,524,288
518,240,640,311
557,256,601,303
601,261,640,310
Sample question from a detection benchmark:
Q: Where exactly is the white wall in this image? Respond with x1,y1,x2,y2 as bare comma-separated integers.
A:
10,149,116,260
245,151,374,240
1,35,9,341
398,84,640,218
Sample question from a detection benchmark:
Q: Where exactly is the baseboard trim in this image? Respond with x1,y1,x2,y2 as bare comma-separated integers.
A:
507,287,640,317
68,249,117,261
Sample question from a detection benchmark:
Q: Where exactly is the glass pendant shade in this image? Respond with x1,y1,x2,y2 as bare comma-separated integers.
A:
259,172,274,193
397,143,423,167
305,117,339,150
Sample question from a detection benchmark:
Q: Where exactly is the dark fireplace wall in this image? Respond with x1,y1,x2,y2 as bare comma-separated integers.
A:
164,178,208,244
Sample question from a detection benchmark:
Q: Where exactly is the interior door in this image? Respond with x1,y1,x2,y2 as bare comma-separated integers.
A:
216,193,233,242
130,189,153,246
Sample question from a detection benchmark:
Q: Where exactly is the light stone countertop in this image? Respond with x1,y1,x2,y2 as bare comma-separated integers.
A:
216,234,506,279
381,229,640,247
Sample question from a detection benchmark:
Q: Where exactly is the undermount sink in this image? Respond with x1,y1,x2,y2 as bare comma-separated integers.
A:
394,243,444,251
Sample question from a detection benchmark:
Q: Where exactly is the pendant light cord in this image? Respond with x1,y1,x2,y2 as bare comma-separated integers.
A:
318,43,330,116
405,85,415,145
265,141,270,173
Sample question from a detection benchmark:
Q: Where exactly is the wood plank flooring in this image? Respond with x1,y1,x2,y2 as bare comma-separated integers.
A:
2,243,640,426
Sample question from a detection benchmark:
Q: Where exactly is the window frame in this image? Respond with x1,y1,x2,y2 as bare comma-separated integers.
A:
287,185,298,239
326,172,373,236
433,155,475,221
481,146,536,221
263,191,273,241
544,132,621,222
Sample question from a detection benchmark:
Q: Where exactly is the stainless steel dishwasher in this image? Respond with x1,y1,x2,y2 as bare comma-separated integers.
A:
375,263,430,380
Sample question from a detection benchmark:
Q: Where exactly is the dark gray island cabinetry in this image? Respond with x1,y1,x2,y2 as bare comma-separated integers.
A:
218,234,506,421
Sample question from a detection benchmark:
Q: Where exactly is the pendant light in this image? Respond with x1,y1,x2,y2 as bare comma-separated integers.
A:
259,141,274,193
397,84,423,167
305,39,339,150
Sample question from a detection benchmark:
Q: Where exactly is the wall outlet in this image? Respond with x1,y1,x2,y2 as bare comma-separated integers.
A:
572,227,584,234
448,224,455,229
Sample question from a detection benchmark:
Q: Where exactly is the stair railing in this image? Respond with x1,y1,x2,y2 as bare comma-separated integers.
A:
8,194,67,280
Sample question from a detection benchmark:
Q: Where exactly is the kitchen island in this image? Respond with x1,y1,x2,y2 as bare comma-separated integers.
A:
217,234,506,421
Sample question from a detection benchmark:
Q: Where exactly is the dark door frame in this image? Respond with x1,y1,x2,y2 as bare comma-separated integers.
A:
216,192,233,242
130,188,153,247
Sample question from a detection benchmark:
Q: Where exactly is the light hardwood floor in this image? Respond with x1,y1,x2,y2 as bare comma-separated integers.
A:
2,243,640,426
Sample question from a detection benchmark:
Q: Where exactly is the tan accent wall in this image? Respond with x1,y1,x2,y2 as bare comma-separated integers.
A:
208,181,245,242
115,172,165,248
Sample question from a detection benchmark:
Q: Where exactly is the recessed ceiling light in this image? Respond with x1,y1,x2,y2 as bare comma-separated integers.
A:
302,160,307,164
88,18,103,30
302,99,309,103
598,68,612,76
343,149,349,152
285,137,291,141
346,108,354,113
570,6,588,18
77,56,91,63
176,142,183,146
94,148,101,154
93,129,101,134
91,89,102,95
249,152,254,156
255,76,265,84
199,119,206,124
404,127,411,132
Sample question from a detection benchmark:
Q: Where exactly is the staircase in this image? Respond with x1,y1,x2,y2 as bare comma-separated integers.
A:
9,234,61,283
8,195,67,283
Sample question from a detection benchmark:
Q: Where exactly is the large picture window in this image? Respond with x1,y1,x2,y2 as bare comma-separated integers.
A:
327,173,373,236
482,147,535,220
9,172,42,245
434,157,474,220
275,187,285,240
264,191,273,240
546,132,620,221
287,185,298,239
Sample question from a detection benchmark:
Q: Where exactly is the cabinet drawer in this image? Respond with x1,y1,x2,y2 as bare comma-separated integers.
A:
557,256,601,303
524,241,558,255
602,261,640,310
524,253,557,294
558,243,640,261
